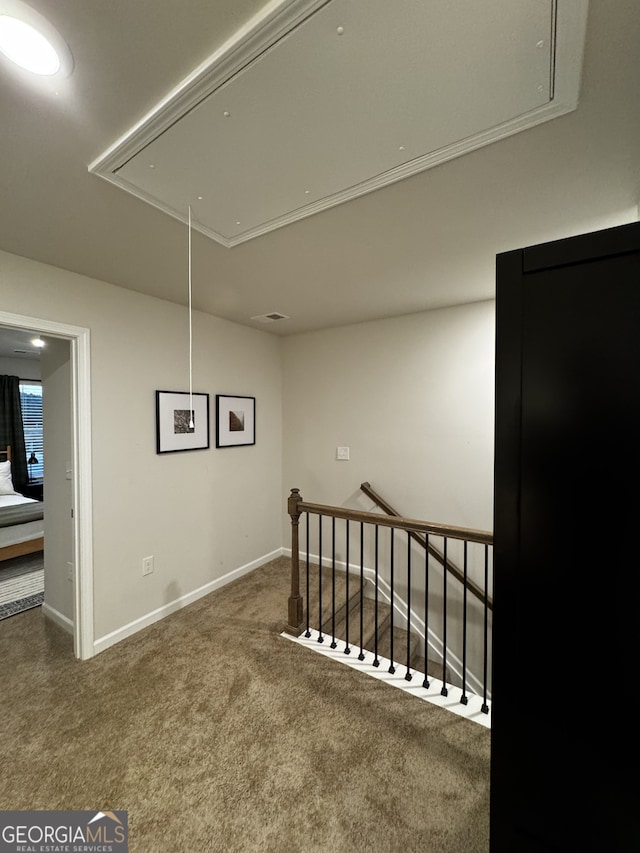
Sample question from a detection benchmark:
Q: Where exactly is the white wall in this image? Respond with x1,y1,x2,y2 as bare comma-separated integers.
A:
0,249,283,647
281,302,495,686
282,301,495,532
0,356,40,381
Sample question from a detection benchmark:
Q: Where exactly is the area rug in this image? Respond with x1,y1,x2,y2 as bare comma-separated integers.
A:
0,552,44,620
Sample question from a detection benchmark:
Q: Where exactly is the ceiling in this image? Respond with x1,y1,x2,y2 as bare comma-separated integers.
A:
0,327,44,360
91,0,580,247
0,0,638,337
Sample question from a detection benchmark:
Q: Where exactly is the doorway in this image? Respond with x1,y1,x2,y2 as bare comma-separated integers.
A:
0,311,93,659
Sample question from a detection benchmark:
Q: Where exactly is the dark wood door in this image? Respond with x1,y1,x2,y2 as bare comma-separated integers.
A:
491,221,640,852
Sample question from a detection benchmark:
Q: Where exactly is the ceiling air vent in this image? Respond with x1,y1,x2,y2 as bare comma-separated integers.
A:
251,312,290,323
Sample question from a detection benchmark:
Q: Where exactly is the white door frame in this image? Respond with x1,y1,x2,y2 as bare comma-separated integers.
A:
0,311,94,659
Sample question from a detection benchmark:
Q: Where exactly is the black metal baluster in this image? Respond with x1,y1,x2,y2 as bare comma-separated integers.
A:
440,537,448,697
405,532,413,681
358,522,365,660
344,520,351,655
304,513,311,638
373,525,380,667
389,528,395,674
330,517,337,649
423,533,430,688
460,541,469,705
317,515,324,643
482,543,490,714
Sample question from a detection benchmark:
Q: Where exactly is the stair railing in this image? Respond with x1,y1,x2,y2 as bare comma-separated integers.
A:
360,482,493,611
285,488,493,714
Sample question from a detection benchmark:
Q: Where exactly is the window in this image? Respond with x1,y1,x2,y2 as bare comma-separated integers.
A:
19,382,43,480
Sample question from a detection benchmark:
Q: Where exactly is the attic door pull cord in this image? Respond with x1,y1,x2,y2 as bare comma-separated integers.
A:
188,205,194,429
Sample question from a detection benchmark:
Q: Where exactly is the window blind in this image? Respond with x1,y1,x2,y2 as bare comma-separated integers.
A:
19,383,43,480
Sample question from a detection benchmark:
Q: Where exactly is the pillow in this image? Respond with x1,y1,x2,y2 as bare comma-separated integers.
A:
0,459,19,496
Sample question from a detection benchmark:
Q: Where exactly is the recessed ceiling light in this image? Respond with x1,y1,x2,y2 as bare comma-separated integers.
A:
0,0,72,77
31,336,45,348
0,16,59,73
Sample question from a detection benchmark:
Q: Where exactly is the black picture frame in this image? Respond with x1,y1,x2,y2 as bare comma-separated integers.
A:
216,394,256,448
156,390,210,453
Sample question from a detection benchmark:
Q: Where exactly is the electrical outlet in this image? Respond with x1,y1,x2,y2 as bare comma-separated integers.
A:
67,562,73,582
336,446,350,460
142,555,154,576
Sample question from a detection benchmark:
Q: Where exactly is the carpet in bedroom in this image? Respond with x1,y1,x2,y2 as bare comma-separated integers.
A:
0,551,44,620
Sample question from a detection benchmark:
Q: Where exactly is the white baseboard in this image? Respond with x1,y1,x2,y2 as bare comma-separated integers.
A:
42,601,74,634
93,548,284,656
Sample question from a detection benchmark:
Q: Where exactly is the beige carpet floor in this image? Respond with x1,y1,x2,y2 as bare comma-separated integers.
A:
0,556,491,853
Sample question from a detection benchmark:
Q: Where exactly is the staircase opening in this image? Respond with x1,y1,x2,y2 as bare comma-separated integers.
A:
283,485,493,726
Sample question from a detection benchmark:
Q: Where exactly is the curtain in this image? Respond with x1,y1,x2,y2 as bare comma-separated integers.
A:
0,375,28,491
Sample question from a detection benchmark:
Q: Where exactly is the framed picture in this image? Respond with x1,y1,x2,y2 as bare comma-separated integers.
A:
216,394,256,448
156,390,210,453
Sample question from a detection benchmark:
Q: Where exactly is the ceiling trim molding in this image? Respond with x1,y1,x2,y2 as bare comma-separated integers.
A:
89,0,589,249
88,0,330,175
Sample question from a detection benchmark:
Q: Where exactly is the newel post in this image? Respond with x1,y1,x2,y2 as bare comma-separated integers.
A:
285,488,304,635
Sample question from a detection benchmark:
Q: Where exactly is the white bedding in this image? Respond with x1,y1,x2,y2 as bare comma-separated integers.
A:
0,493,44,548
0,494,37,509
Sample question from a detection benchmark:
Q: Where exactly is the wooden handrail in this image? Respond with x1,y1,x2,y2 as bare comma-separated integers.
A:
298,498,493,544
284,486,493,636
360,482,493,611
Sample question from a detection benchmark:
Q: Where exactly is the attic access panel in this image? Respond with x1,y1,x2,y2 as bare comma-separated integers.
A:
90,0,588,247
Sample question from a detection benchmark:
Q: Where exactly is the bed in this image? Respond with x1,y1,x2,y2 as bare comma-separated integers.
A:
0,446,44,561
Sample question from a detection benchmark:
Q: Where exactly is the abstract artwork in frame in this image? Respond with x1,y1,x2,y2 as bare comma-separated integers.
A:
216,394,256,448
156,390,210,453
